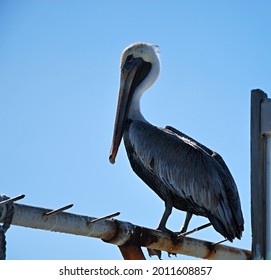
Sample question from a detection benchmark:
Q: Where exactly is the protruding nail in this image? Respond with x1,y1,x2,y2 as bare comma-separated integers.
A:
44,204,73,217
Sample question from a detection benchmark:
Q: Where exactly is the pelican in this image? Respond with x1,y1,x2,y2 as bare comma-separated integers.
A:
109,42,244,242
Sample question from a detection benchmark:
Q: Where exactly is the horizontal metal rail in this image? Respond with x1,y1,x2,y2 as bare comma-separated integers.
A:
6,202,251,260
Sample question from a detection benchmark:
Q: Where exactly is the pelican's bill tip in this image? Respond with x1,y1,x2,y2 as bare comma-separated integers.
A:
109,155,115,164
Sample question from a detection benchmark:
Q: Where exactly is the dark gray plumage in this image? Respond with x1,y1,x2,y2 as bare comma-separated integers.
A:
109,42,244,241
124,120,244,241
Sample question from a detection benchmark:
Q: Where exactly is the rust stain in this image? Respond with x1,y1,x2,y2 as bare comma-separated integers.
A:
133,226,159,246
133,226,184,256
118,244,146,260
204,242,217,259
102,220,251,260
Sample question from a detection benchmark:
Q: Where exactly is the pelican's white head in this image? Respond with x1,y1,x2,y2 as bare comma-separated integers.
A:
120,42,160,93
120,42,160,67
109,42,161,164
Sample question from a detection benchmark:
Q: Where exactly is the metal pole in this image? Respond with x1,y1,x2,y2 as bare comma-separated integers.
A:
8,203,251,260
261,97,271,260
251,89,267,259
266,136,271,259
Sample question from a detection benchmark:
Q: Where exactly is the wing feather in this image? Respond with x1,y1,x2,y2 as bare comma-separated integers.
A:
126,121,244,240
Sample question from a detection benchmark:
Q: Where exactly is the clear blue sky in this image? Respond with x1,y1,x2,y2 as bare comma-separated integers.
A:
0,1,270,260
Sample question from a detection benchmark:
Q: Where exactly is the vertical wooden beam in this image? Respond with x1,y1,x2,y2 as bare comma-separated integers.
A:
250,89,267,259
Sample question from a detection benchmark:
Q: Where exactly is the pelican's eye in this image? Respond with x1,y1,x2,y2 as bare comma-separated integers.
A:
123,54,135,70
126,54,134,64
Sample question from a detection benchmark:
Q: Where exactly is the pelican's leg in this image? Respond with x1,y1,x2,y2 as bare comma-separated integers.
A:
156,200,173,232
148,200,173,259
179,212,192,233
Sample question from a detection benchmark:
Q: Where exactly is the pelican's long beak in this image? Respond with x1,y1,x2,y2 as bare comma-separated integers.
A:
109,59,142,164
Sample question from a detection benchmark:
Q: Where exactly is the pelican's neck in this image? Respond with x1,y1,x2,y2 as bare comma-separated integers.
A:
128,57,160,122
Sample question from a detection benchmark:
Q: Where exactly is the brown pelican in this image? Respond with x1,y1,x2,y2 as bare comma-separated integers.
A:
109,42,244,242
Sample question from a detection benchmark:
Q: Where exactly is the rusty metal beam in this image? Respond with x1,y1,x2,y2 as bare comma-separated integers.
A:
8,202,251,260
118,244,146,260
136,227,251,260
